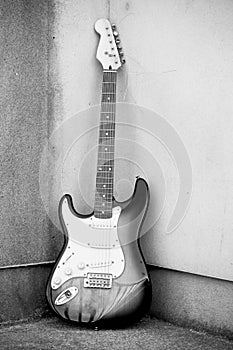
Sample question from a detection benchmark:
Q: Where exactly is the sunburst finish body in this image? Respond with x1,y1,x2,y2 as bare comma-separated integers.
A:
46,178,151,326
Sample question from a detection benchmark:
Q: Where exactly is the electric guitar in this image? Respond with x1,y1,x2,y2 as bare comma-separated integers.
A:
46,18,151,327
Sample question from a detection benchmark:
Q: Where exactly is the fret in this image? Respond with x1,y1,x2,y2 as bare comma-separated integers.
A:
94,200,113,204
99,136,115,139
95,192,113,196
96,170,114,173
99,131,115,135
94,209,113,212
99,126,115,130
100,112,115,115
99,129,115,131
100,108,116,114
94,201,112,204
95,187,113,190
96,187,113,190
96,169,114,173
96,170,114,174
98,139,114,143
96,179,114,182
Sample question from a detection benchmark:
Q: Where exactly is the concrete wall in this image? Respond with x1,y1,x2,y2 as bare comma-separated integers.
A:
1,0,233,337
149,266,233,338
0,0,62,322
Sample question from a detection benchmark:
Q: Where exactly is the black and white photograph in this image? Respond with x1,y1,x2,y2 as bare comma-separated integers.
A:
0,1,233,349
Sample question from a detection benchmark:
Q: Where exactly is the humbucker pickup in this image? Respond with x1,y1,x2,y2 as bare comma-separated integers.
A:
84,273,113,289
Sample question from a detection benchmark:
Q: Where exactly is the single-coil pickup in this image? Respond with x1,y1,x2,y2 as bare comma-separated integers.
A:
88,261,113,268
89,221,116,229
84,273,113,289
89,207,121,229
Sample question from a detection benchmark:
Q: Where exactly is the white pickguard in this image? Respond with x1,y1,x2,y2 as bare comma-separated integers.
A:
51,199,125,290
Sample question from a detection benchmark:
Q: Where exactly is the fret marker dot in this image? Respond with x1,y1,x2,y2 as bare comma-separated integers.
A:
109,168,111,170
103,185,106,188
106,116,109,119
103,195,105,198
107,97,110,101
106,132,108,135
105,148,108,151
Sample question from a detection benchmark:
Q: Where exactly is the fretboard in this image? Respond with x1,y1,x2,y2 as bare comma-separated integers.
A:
94,70,117,219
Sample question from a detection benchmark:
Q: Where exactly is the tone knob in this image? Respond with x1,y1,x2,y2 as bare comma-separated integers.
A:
65,267,72,275
54,277,61,285
78,262,85,270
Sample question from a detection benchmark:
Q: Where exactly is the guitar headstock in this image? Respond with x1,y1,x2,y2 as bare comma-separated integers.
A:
95,18,125,70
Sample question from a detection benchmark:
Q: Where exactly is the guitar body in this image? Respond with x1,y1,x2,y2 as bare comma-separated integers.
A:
46,177,151,327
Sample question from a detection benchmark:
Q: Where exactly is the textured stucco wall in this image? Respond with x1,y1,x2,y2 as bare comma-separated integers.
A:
0,0,62,322
0,0,62,267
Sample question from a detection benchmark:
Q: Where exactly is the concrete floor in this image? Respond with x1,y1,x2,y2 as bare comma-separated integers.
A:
0,317,233,350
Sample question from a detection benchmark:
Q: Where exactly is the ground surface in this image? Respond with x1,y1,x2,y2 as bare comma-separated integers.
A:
0,317,233,350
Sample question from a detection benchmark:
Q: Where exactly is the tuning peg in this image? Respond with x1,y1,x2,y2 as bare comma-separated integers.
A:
119,51,124,57
113,30,119,37
115,38,121,44
112,23,116,29
121,59,126,64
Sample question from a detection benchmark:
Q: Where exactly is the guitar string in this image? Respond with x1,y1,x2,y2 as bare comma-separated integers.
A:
106,70,115,277
107,70,113,277
109,70,114,276
109,70,116,277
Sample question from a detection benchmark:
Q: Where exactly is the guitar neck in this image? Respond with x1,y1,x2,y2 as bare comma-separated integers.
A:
94,70,117,219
